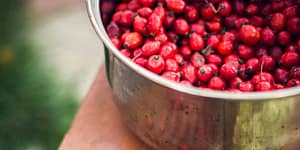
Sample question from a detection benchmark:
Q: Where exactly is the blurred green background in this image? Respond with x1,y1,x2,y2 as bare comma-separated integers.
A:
0,0,103,149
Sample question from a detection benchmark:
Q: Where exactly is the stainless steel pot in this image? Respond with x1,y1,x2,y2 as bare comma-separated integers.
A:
86,0,300,149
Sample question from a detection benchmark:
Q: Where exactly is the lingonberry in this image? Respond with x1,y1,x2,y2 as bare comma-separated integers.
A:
197,64,214,82
201,3,216,20
123,32,143,49
181,64,198,83
270,13,286,31
162,71,181,82
153,5,166,21
286,17,300,35
180,45,192,58
206,21,222,33
207,54,223,66
166,0,186,13
261,4,272,16
238,44,254,60
190,52,205,68
208,76,226,90
285,44,297,52
208,63,219,75
189,33,205,51
133,48,142,57
277,31,291,46
289,67,300,80
230,77,243,89
165,59,180,72
261,28,276,46
220,63,238,80
246,58,260,74
160,42,178,59
174,18,190,35
274,68,289,84
218,1,232,16
224,54,239,64
260,55,276,71
185,5,199,22
238,64,250,80
137,7,153,18
239,25,260,45
217,40,233,56
233,0,245,15
280,52,300,68
115,3,128,11
239,81,254,92
147,55,165,74
255,81,273,91
287,79,300,87
142,41,161,57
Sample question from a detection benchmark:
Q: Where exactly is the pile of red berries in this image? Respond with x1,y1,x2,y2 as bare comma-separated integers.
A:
106,0,300,92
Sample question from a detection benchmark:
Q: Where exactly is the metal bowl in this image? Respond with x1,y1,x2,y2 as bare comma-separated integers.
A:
86,0,300,149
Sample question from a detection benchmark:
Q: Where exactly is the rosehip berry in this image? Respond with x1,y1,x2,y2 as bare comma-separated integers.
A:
181,64,197,83
233,0,245,15
128,0,142,11
166,0,186,13
201,3,216,20
246,4,259,15
261,28,276,46
238,64,250,80
153,5,166,20
133,16,147,35
224,54,239,64
220,63,238,80
159,42,178,59
287,17,300,35
190,52,205,68
174,19,190,35
139,0,155,7
110,37,121,49
287,79,300,87
255,81,273,91
162,71,181,82
137,7,153,18
225,15,238,28
133,48,142,57
207,54,223,66
218,1,232,16
115,3,128,11
261,4,272,16
256,47,268,58
238,44,254,60
208,76,226,90
174,54,184,65
190,23,206,36
197,64,214,82
280,52,300,68
147,14,162,36
270,46,283,60
274,68,289,84
208,63,219,75
270,13,286,31
206,21,222,33
107,22,120,37
120,49,132,58
239,25,260,45
235,18,249,29
289,67,300,80
180,45,192,58
217,40,233,56
251,72,274,85
222,31,236,42
167,32,179,43
230,77,243,89
119,10,134,27
283,6,297,18
271,0,285,12
185,5,199,22
134,57,148,67
165,59,180,72
142,41,161,57
189,33,205,51
285,44,297,52
123,32,143,49
207,35,220,50
154,32,168,44
250,16,265,27
246,58,260,74
147,55,165,74
277,31,291,46
239,81,254,92
260,55,276,71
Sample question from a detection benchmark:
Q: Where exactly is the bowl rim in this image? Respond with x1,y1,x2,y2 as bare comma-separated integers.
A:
86,0,300,100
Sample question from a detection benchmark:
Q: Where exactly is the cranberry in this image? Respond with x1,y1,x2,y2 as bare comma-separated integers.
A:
142,41,161,57
119,10,134,27
274,68,289,84
122,32,142,49
190,52,205,68
220,63,238,80
160,42,178,59
185,5,199,22
283,6,297,18
174,54,184,65
180,45,192,58
239,81,254,92
255,81,273,91
201,3,216,20
239,25,260,45
269,46,283,60
120,49,132,58
166,0,186,13
217,40,233,56
218,1,232,16
174,19,190,35
230,77,243,89
137,7,153,18
206,21,222,33
246,58,260,74
287,17,300,35
197,64,214,82
261,28,276,46
280,52,300,68
270,13,286,31
147,14,162,36
287,79,300,87
238,44,254,60
251,72,274,85
162,71,181,82
289,67,300,80
190,23,206,36
189,33,205,51
147,55,165,74
110,37,121,49
260,55,276,71
277,31,291,46
208,76,226,90
246,4,259,15
207,35,220,49
271,0,285,12
181,64,197,83
207,54,223,66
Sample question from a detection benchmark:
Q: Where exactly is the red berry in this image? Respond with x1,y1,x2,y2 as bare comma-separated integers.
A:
277,31,291,46
165,59,180,72
164,12,176,28
233,0,245,15
285,44,297,52
174,54,184,65
110,37,121,49
166,0,186,13
274,84,285,89
261,28,276,46
208,76,226,90
115,3,128,11
206,21,222,33
246,58,260,74
123,32,143,49
287,79,300,87
146,55,165,74
218,1,232,16
209,0,220,4
222,31,236,42
119,10,134,27
297,39,300,52
238,64,250,80
207,35,220,49
235,18,249,29
107,22,120,37
238,44,254,60
154,32,168,44
208,63,219,75
189,33,205,51
250,16,265,27
147,14,162,36
246,4,259,15
251,72,274,85
137,7,153,18
239,81,254,92
220,63,238,80
138,0,155,7
225,15,238,28
197,64,214,82
283,6,297,18
201,3,216,20
230,77,243,89
153,5,166,21
190,23,206,36
181,64,197,83
180,80,193,86
133,16,147,35
180,45,192,58
167,32,179,43
162,71,181,82
142,41,161,57
280,52,300,68
274,68,289,84
160,42,178,59
185,5,199,22
271,0,285,12
269,46,283,60
224,54,239,64
120,49,132,58
261,4,272,16
134,57,148,67
217,40,233,56
133,48,142,57
239,25,260,45
287,17,300,35
190,52,205,68
207,54,223,66
128,0,142,11
174,19,190,35
255,81,273,91
270,13,286,31
289,67,300,80
256,47,268,58
260,55,276,71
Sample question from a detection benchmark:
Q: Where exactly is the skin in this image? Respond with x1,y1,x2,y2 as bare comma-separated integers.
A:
59,67,147,150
